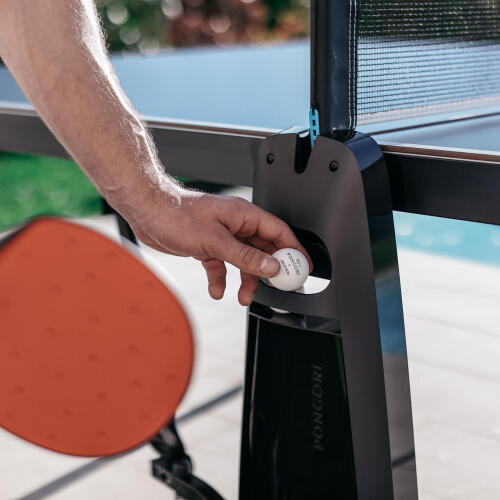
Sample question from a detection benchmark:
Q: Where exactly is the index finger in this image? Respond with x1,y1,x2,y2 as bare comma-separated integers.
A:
251,205,314,271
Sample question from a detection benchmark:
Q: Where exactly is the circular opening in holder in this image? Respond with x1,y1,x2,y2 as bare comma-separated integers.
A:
297,275,330,295
292,227,331,294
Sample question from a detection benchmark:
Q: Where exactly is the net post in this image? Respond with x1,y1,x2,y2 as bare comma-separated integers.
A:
310,0,358,141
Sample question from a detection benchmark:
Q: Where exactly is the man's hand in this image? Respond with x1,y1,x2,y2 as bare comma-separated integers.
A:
119,186,312,306
0,0,311,305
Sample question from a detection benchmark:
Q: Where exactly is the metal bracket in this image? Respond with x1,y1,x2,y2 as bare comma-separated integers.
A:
151,422,224,500
241,132,396,499
152,457,224,500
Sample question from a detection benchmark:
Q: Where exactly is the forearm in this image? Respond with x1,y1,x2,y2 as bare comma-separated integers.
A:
0,0,180,218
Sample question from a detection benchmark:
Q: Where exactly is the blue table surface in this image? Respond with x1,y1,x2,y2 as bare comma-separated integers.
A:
0,42,310,133
372,114,500,154
1,40,500,152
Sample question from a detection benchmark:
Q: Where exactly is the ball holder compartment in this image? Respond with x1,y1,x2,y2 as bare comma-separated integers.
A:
240,133,417,499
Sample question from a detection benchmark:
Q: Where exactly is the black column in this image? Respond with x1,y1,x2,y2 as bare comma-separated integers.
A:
310,0,358,141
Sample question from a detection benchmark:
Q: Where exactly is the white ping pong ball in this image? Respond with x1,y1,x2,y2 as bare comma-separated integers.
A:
267,248,309,292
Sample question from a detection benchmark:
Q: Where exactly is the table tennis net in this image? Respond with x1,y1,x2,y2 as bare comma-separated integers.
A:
357,0,500,124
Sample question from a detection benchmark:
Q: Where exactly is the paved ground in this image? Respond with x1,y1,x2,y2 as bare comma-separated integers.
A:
1,205,500,499
399,249,500,500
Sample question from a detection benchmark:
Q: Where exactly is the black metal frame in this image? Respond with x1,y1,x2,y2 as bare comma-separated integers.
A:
240,132,404,499
3,105,500,225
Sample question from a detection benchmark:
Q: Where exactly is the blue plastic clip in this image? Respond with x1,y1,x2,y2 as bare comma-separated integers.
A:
309,108,320,148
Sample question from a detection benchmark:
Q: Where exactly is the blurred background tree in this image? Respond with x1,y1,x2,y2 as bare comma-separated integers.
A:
96,0,309,54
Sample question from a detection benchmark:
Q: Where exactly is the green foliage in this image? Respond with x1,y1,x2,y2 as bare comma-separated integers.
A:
266,0,293,24
97,0,168,53
0,153,101,232
96,0,309,53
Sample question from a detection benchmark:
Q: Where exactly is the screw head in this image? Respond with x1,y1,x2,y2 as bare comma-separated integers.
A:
266,153,275,164
329,161,339,172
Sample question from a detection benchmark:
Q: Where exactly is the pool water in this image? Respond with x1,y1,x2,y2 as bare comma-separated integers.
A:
394,211,500,268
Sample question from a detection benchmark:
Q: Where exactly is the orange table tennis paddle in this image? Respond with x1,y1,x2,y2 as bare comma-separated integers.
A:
0,218,194,457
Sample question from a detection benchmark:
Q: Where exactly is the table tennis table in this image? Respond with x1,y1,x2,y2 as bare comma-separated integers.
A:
1,31,500,500
1,41,500,225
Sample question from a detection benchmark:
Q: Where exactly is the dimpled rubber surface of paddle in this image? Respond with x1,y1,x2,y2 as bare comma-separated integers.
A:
0,219,194,456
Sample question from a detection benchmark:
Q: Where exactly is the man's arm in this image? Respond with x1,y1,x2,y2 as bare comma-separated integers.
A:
0,0,311,305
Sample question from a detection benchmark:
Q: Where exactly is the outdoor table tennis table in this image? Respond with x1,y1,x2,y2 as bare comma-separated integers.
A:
1,41,500,225
2,39,500,500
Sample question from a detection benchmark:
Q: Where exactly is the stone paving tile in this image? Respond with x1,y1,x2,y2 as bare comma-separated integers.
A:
0,431,91,499
42,446,174,500
409,356,500,441
398,249,500,499
414,422,500,500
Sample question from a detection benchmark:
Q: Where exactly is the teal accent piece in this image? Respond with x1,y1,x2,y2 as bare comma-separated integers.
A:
309,108,320,147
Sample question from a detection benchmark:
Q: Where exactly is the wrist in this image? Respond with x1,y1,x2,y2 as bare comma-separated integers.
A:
102,164,193,225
